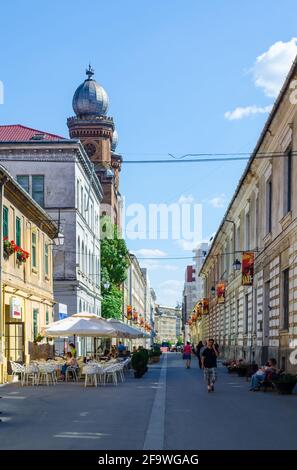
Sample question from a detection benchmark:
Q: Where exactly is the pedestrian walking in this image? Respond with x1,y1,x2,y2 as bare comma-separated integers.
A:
196,341,204,369
183,341,192,369
201,339,219,392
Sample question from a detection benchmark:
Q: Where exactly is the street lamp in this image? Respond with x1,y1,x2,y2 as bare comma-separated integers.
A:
53,231,64,246
103,281,110,290
232,258,241,271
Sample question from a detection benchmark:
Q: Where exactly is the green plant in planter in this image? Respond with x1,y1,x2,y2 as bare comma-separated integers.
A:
237,363,250,377
131,350,149,378
34,333,44,344
273,373,297,394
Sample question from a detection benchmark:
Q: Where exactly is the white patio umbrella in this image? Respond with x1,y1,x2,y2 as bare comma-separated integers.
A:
44,312,116,338
106,319,150,339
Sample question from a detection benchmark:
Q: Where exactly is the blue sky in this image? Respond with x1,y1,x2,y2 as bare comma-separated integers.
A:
1,0,297,305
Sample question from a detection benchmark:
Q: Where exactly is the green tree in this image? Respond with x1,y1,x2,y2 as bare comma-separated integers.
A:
100,219,129,319
101,285,123,319
176,336,183,346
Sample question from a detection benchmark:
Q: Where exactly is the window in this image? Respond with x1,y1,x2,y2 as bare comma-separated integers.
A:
245,294,249,334
3,206,8,238
32,176,44,207
16,217,21,247
266,179,272,233
81,241,84,272
284,149,292,214
32,232,37,268
77,179,80,210
236,224,241,252
245,212,250,250
46,310,49,325
16,175,29,193
77,236,80,268
33,309,38,340
255,196,259,248
81,187,84,214
282,268,289,330
44,243,49,276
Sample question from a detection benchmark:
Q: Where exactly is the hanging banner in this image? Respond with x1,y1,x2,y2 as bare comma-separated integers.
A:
127,305,132,320
216,283,225,304
202,298,209,315
242,252,254,286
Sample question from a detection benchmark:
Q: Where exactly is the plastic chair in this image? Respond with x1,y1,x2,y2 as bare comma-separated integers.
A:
83,365,98,387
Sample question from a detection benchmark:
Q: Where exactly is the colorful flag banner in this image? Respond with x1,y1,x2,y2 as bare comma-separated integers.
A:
202,298,209,315
216,283,225,304
242,252,254,286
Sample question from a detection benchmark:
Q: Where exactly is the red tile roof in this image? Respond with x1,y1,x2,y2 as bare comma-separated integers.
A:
0,124,66,142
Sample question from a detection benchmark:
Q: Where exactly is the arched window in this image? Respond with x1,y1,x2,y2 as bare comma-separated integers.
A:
85,245,88,275
82,241,84,273
77,236,80,268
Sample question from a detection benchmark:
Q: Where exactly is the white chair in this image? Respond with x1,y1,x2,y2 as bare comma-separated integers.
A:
37,364,56,386
10,361,25,383
65,366,78,382
103,365,118,386
83,365,98,387
22,364,39,386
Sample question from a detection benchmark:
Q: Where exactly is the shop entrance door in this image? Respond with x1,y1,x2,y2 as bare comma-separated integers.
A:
5,322,25,362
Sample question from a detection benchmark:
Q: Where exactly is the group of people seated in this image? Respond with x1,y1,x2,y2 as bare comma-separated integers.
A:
59,341,133,380
249,358,280,391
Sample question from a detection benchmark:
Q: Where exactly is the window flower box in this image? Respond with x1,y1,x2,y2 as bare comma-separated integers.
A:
16,247,30,264
3,237,16,258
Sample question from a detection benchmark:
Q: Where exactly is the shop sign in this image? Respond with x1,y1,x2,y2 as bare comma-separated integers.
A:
10,297,22,319
58,303,68,320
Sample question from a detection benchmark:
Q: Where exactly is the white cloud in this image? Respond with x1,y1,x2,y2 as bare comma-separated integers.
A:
134,248,167,257
225,37,297,120
157,279,183,306
178,194,195,204
177,239,200,251
224,104,273,120
208,194,227,208
252,37,297,98
160,280,184,290
140,259,178,272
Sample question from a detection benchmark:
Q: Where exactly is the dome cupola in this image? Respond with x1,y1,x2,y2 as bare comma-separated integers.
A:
72,65,109,117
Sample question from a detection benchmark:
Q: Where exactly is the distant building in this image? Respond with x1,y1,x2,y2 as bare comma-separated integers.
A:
182,242,208,341
155,305,182,344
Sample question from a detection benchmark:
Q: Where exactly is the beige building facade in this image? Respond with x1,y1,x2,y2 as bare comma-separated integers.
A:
200,58,297,372
0,166,57,383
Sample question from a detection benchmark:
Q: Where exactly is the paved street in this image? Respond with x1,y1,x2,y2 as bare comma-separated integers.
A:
0,353,296,450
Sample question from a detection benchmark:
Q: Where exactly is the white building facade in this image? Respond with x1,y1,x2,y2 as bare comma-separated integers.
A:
0,135,103,332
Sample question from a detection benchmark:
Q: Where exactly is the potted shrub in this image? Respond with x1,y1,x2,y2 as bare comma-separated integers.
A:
237,363,251,377
131,349,149,378
150,347,161,363
273,374,297,395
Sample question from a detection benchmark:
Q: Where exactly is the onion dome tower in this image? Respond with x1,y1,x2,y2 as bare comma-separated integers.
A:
67,65,122,227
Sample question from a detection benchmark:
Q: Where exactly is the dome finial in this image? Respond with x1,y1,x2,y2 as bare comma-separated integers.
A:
86,64,94,80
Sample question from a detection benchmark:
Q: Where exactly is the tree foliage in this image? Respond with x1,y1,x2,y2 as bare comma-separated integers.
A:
100,219,129,319
101,285,123,319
